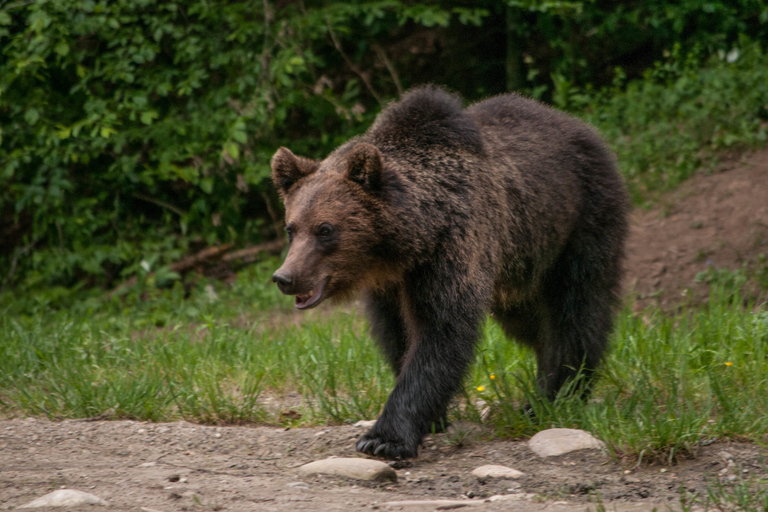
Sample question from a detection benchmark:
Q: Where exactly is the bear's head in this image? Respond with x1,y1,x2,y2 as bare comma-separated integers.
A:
270,142,389,309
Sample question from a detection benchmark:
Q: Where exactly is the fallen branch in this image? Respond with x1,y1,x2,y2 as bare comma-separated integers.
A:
170,243,234,273
221,239,284,262
106,240,284,299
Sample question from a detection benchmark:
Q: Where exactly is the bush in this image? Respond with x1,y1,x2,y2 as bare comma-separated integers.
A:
2,0,767,294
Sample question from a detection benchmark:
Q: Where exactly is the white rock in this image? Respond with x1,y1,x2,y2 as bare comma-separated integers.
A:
487,493,536,502
472,464,524,479
298,457,396,482
528,428,605,457
19,489,109,508
382,499,484,508
353,420,377,428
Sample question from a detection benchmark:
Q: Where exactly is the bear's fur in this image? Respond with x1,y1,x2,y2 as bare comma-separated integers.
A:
270,85,629,459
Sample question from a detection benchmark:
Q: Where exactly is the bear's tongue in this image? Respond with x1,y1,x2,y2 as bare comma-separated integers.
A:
295,290,314,307
294,279,327,310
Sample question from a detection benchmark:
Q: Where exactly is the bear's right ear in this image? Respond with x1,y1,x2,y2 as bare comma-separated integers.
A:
271,147,318,195
345,143,383,193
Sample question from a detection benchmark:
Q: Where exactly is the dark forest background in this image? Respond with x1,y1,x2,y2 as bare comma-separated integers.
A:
2,0,767,299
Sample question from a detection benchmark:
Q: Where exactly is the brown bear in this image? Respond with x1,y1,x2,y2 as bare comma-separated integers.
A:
270,85,629,460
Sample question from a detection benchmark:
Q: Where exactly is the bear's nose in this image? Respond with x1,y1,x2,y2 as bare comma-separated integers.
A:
272,272,293,287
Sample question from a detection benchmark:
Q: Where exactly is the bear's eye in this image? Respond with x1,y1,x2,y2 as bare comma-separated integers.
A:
285,225,294,242
317,223,334,239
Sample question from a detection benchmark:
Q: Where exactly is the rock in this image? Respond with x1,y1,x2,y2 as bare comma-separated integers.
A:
381,499,485,508
487,493,536,502
719,451,734,461
353,420,377,428
472,464,524,479
19,489,109,508
528,428,605,457
298,458,396,482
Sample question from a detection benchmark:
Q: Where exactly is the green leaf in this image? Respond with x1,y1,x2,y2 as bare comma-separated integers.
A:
223,142,239,161
55,41,70,57
25,109,40,125
140,111,158,125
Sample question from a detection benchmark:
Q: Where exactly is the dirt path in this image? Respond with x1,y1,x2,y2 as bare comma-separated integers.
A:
2,417,765,511
2,149,768,511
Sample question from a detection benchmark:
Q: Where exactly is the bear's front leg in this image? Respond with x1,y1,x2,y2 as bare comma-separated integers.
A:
356,279,486,459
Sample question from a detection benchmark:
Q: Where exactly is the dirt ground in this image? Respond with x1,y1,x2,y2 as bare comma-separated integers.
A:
1,417,765,511
2,148,768,511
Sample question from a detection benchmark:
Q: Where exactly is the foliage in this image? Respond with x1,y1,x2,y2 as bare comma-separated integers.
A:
1,0,768,293
577,38,768,203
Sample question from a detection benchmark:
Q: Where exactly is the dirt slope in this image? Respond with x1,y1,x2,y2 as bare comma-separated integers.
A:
625,148,768,309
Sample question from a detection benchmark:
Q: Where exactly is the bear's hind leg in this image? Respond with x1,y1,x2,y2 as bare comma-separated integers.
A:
535,249,620,401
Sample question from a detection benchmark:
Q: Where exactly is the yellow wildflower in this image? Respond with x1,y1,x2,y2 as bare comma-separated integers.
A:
725,361,733,366
490,374,496,380
477,386,485,392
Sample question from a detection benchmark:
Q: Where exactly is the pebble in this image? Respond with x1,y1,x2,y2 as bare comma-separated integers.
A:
472,464,524,479
353,420,377,428
487,493,536,502
528,428,605,457
299,457,397,482
19,489,109,508
719,451,734,461
382,499,484,508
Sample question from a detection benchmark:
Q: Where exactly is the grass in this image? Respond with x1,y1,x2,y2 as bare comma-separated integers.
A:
678,461,768,512
1,256,767,466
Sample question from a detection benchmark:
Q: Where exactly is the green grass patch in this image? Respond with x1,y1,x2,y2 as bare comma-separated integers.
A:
2,261,767,464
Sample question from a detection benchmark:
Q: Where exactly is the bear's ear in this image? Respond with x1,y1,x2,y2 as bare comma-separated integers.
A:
271,147,318,195
345,143,383,193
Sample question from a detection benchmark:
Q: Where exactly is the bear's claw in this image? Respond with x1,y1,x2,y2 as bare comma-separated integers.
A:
355,434,417,460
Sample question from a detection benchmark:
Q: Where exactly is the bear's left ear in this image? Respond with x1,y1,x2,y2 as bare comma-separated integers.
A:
346,143,383,193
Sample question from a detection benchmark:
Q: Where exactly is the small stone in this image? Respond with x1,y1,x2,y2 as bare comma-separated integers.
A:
382,499,484,508
299,458,396,482
719,451,734,461
19,489,109,508
287,482,310,489
528,428,605,457
472,465,524,479
487,493,536,502
354,420,377,428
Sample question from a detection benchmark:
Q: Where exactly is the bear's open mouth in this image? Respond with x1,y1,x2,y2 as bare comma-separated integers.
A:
294,277,330,310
